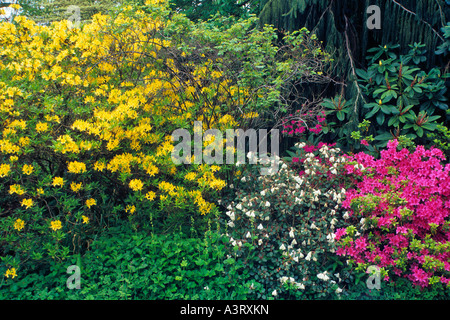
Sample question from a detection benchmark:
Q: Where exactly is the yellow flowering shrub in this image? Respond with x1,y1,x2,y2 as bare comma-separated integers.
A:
0,0,328,274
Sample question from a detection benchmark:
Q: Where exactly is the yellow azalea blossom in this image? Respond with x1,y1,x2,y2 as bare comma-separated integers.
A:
70,182,83,192
0,139,20,154
86,198,96,208
8,119,26,130
37,188,44,195
129,179,144,191
2,128,16,137
21,198,33,209
243,112,259,119
19,137,30,147
9,3,21,10
125,205,136,214
145,191,156,201
0,163,11,177
158,181,176,195
184,172,197,181
52,176,64,187
93,161,106,172
9,156,18,162
81,215,89,224
35,122,48,132
9,184,25,195
4,267,17,279
67,161,86,174
14,218,25,231
50,220,62,231
22,164,33,175
145,164,159,177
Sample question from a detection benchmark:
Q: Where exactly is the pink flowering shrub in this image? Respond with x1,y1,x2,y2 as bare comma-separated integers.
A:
335,139,450,288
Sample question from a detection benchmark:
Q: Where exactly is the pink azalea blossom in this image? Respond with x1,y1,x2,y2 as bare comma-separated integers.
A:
334,139,450,288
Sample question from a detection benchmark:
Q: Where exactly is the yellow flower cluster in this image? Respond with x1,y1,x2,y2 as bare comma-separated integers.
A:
9,184,25,195
21,198,33,209
22,164,33,175
0,164,11,177
52,177,64,187
36,122,48,132
67,161,87,174
14,218,25,231
70,182,83,192
0,1,249,260
4,267,16,279
129,179,144,191
50,220,62,231
86,198,96,208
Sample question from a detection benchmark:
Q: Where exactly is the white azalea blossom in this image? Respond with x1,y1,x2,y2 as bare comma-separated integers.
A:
289,228,295,238
327,233,336,243
305,251,312,261
317,271,330,281
245,210,255,218
294,176,303,185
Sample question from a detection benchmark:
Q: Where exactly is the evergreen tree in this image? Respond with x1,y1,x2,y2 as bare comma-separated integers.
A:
258,0,450,125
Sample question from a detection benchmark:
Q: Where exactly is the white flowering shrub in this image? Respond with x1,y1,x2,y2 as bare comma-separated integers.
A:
221,143,358,299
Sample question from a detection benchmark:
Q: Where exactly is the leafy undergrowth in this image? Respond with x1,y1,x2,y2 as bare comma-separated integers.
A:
1,222,449,300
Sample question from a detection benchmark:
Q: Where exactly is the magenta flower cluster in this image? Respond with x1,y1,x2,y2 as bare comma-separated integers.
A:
335,139,450,288
282,110,325,136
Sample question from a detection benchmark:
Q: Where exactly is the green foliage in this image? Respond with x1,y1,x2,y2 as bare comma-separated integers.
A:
320,94,356,149
356,43,448,148
0,224,259,299
435,22,450,56
167,0,262,21
341,275,450,300
427,122,450,160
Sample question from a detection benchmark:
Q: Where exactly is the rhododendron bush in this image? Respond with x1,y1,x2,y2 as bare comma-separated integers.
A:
335,139,450,288
0,0,330,274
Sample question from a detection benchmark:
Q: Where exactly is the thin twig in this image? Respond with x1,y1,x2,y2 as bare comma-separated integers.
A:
344,16,366,115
